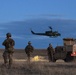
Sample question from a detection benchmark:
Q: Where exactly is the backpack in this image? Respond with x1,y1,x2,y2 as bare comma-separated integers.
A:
25,45,34,54
8,47,14,53
6,39,15,53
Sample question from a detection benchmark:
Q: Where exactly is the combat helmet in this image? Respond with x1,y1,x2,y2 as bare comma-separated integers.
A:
49,43,52,47
28,41,31,44
6,33,11,37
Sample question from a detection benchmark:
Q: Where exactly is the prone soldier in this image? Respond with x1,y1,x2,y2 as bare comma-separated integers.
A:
25,41,34,63
2,33,15,68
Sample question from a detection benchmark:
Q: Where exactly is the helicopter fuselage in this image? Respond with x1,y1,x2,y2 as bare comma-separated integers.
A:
31,26,61,37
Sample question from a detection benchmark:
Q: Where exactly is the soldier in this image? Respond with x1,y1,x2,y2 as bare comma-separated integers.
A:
2,33,15,68
47,43,54,62
25,41,34,63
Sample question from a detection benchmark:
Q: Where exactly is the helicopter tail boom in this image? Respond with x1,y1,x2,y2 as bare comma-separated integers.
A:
31,30,35,34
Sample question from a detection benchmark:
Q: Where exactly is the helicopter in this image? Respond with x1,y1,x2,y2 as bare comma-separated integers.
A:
31,26,61,37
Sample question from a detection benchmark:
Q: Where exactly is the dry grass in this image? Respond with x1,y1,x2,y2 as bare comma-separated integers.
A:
0,61,76,75
0,49,76,75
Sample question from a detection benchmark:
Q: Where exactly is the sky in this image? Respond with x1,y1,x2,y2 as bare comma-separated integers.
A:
0,0,76,49
0,0,76,23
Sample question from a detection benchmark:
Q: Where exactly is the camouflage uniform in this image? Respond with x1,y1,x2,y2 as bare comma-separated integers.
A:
2,33,15,68
25,41,34,62
47,44,54,62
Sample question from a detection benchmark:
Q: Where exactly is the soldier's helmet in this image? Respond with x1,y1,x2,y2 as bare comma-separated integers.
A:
28,41,31,44
49,43,52,46
6,33,11,37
